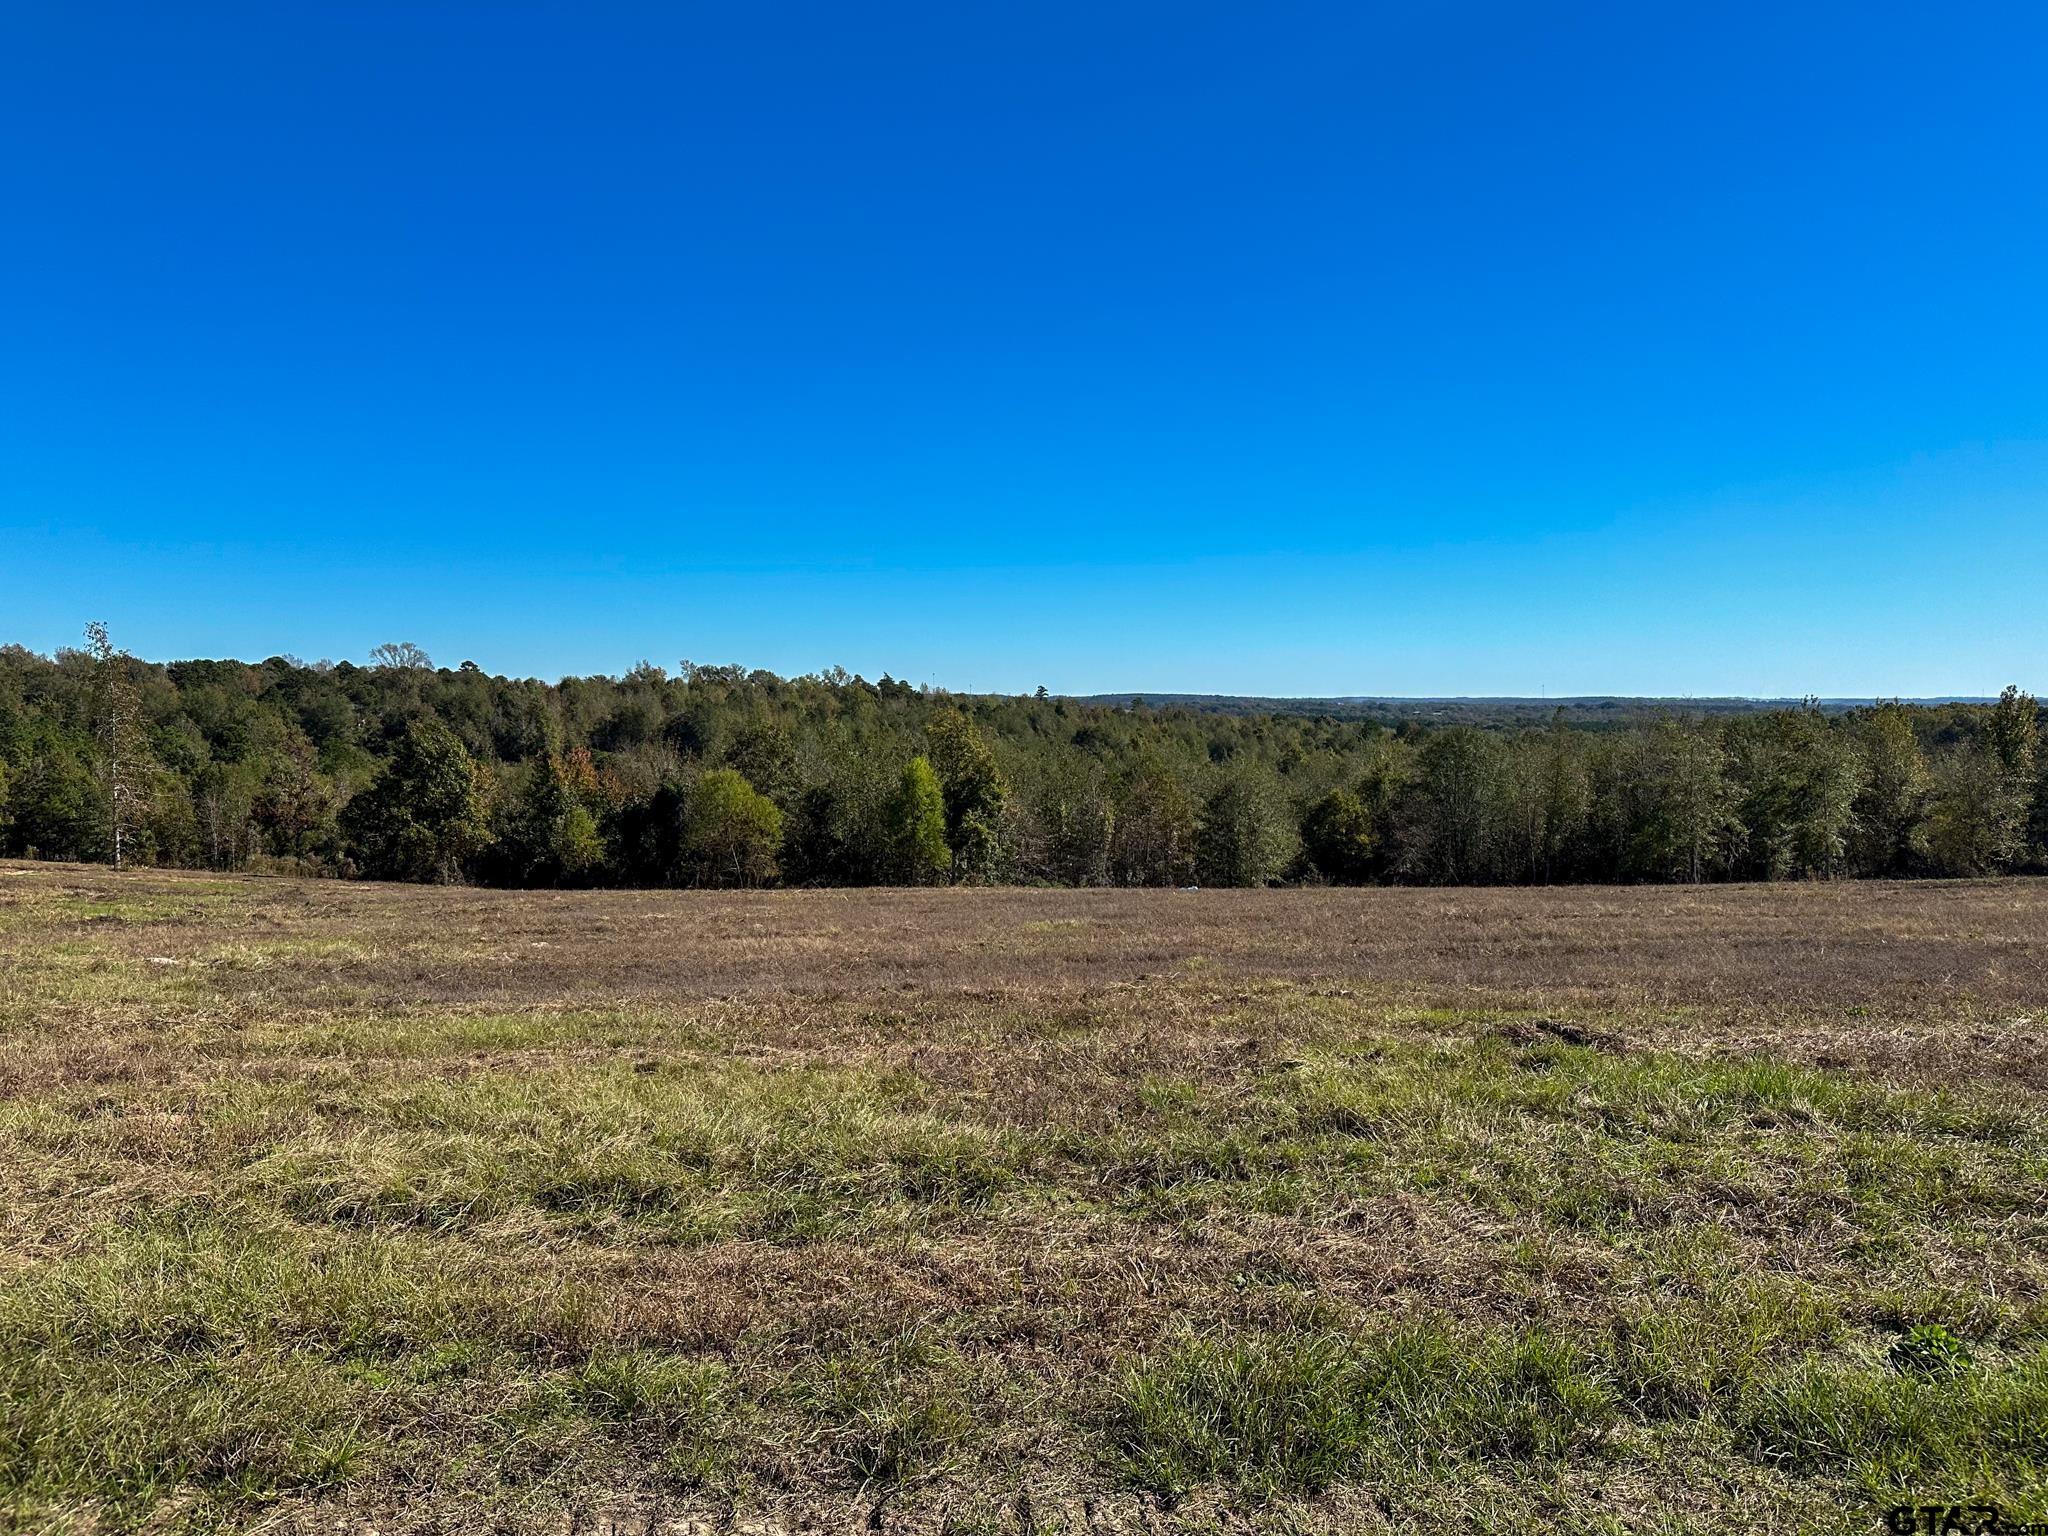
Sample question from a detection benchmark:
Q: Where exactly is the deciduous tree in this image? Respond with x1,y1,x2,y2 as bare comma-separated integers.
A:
1110,764,1198,886
1197,769,1294,887
1395,727,1503,883
368,641,434,671
1300,787,1375,883
1628,719,1741,883
1032,757,1115,886
683,768,782,887
1850,702,1930,874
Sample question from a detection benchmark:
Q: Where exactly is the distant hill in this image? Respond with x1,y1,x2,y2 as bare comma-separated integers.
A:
1069,694,1996,726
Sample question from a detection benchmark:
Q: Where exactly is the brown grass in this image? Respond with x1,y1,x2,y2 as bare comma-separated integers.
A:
2,862,2045,1534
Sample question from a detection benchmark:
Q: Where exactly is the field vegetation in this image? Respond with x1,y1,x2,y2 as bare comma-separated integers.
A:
2,862,2045,1532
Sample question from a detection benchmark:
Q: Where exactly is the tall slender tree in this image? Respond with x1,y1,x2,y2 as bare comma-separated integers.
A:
84,621,151,870
888,756,952,885
1988,685,2040,866
926,709,1009,882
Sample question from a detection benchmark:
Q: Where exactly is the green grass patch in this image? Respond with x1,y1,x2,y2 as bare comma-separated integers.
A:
1112,1321,1618,1495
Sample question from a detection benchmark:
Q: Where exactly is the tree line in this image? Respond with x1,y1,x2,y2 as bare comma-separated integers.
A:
1,631,2042,889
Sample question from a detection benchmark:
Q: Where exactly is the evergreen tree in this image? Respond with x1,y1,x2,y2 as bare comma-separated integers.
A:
888,756,952,885
340,717,489,882
0,639,2039,893
927,709,1009,881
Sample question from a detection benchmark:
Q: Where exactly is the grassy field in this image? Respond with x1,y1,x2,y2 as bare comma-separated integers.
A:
2,862,2046,1534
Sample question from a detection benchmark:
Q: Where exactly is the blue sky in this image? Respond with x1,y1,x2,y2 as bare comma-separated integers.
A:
3,2,2044,696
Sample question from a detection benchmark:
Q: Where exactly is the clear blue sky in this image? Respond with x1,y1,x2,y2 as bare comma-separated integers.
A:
3,3,2044,697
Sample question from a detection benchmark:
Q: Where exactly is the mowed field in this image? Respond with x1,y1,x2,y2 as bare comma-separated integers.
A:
3,864,2047,1535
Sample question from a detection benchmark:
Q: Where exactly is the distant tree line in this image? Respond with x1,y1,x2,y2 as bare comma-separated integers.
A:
1,631,2042,890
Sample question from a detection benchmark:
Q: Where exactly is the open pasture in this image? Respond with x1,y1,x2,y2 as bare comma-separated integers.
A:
2,864,2046,1533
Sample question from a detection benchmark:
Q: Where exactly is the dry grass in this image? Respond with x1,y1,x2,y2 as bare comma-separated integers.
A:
1,860,2045,1534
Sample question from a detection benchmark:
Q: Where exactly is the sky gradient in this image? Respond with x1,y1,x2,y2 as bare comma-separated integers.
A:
3,2,2044,696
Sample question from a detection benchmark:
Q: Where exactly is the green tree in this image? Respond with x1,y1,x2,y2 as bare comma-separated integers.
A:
1628,719,1741,883
1525,718,1593,882
1495,736,1551,884
340,717,489,882
1986,684,2039,785
783,744,900,886
1299,787,1375,883
6,727,101,861
1929,746,2025,875
1849,702,1930,874
1110,764,1198,886
887,755,952,885
2033,752,2048,873
725,718,799,806
494,754,605,885
1988,685,2040,865
1197,770,1294,887
780,783,843,886
926,709,1009,881
1032,757,1115,885
0,638,2037,895
1395,727,1503,883
1927,688,2037,876
683,768,782,887
253,735,336,862
1730,709,1864,879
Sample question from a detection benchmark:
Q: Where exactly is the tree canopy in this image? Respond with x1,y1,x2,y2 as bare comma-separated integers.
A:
1,636,2042,890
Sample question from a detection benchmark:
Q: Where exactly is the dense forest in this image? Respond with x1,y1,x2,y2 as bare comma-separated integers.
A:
2,632,2043,889
1069,693,1989,724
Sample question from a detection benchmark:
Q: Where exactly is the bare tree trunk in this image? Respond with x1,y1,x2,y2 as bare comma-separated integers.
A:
87,620,145,873
110,741,124,871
